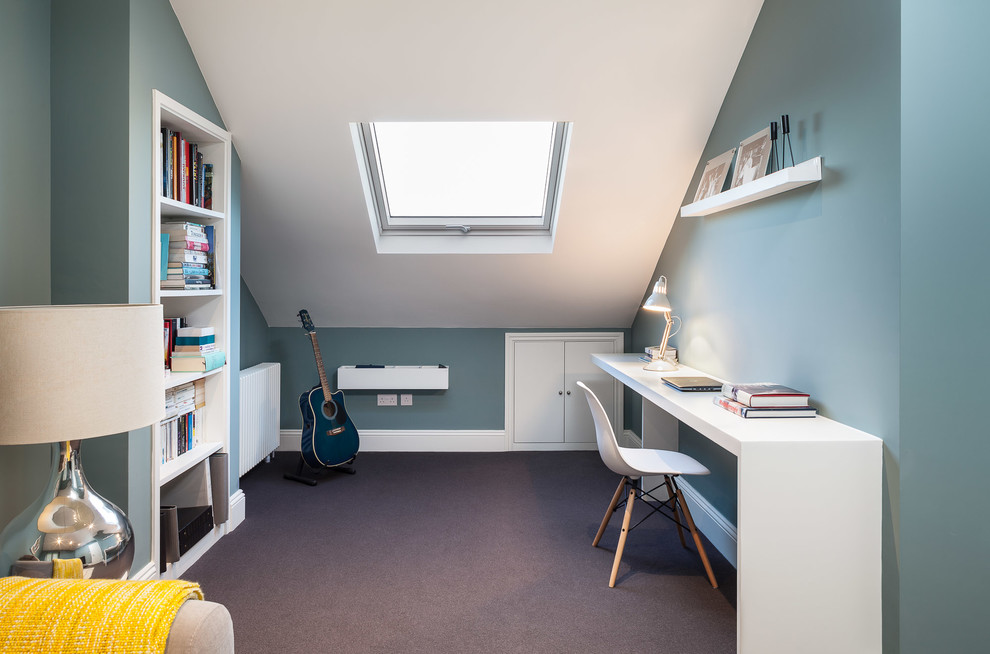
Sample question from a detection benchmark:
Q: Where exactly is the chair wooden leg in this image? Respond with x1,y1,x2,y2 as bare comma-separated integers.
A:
594,477,627,547
664,475,687,549
609,484,638,588
672,480,718,589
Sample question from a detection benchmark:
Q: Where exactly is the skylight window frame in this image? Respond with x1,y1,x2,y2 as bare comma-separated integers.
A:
355,121,571,235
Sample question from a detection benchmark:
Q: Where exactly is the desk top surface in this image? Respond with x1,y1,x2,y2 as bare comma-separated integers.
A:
593,353,880,456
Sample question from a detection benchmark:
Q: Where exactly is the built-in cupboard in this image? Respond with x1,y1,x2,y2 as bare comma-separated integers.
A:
505,333,623,450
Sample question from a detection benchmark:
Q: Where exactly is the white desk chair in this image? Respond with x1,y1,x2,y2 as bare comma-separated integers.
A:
576,381,718,588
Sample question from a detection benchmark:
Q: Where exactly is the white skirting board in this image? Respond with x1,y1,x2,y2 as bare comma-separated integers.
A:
620,429,642,448
677,478,737,568
228,489,246,531
132,561,159,581
280,429,506,453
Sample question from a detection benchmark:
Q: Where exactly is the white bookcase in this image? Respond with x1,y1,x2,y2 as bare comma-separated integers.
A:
150,90,234,579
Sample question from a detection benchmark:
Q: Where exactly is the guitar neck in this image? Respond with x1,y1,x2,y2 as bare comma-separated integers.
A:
308,332,332,399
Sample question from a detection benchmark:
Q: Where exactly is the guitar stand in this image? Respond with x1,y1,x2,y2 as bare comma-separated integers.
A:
283,455,357,486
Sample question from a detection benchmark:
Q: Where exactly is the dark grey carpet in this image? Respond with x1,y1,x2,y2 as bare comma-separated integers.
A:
185,451,736,653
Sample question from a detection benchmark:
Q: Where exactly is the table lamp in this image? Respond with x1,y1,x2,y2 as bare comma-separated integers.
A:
642,275,680,371
0,304,165,579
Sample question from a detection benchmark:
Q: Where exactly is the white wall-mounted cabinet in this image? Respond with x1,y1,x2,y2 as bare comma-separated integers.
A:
337,365,449,390
150,90,236,579
505,333,623,450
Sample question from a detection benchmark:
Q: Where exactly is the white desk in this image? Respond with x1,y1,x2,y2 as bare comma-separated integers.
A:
593,354,881,654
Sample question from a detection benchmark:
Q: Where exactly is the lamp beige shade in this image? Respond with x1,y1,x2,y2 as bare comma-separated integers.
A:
0,304,166,445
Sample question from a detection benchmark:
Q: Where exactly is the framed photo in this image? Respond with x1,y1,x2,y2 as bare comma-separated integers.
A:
731,127,772,188
693,148,736,202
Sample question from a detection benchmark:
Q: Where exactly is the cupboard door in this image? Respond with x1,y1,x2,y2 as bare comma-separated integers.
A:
512,340,564,443
564,340,617,443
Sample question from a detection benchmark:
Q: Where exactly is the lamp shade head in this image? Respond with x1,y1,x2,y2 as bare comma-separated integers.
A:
0,304,166,445
642,275,672,313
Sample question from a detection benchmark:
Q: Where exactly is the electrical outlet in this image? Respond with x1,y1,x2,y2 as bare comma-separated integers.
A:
377,394,397,407
400,394,413,406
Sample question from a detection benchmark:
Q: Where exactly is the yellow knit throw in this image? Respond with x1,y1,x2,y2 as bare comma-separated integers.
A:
0,576,204,653
51,559,83,579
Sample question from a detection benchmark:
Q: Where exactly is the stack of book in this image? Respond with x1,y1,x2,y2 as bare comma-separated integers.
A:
170,326,225,373
161,379,205,463
161,221,214,291
713,382,817,418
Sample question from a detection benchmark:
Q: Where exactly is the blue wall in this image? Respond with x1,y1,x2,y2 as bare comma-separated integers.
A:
262,323,628,431
0,0,53,541
0,0,239,577
900,2,990,652
631,0,901,649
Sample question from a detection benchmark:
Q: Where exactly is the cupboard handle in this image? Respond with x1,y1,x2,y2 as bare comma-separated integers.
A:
558,391,563,395
566,391,571,395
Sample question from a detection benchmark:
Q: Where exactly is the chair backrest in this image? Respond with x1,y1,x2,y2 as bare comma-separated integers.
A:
576,381,632,477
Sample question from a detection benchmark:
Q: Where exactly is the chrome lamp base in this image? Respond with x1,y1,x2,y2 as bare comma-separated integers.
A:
0,440,134,579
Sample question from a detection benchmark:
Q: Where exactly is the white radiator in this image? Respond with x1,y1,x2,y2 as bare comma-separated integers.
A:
239,362,281,476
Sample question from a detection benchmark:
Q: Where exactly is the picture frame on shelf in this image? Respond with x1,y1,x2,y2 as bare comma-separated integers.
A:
693,148,736,202
731,127,772,188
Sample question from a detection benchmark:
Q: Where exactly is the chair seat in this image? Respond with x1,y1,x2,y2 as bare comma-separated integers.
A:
615,446,710,477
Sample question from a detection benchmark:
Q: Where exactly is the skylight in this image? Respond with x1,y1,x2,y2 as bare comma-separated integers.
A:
352,121,571,254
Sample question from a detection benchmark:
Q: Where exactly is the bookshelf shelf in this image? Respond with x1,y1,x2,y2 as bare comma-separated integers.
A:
160,197,224,222
160,441,223,485
164,366,223,392
159,289,223,298
151,90,234,579
680,156,823,217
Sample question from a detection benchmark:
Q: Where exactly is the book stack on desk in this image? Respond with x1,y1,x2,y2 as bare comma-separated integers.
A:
714,382,817,418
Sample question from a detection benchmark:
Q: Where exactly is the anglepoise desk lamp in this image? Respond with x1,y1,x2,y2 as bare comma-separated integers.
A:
0,304,165,579
642,276,680,372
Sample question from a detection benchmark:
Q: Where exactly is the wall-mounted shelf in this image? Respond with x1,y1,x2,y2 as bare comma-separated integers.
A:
337,365,449,390
680,156,823,217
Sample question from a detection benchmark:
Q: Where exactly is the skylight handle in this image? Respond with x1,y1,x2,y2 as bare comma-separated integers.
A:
445,224,472,233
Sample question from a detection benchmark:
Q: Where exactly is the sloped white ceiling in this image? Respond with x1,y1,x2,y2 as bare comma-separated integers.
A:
169,0,763,328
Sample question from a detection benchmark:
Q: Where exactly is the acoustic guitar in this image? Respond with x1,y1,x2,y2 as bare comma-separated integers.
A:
296,309,359,469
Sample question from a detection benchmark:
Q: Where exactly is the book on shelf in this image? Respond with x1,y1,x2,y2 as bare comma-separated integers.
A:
189,143,198,207
166,275,210,283
162,221,206,238
173,343,217,354
720,382,810,407
161,279,186,289
179,135,188,204
194,377,206,407
175,334,215,346
713,395,817,418
170,349,225,373
203,164,213,210
171,131,179,200
167,250,208,264
159,233,169,281
176,326,215,337
163,317,186,369
167,262,209,273
168,238,209,252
